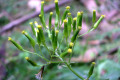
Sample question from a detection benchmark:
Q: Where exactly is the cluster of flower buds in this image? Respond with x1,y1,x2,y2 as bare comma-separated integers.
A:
8,0,104,79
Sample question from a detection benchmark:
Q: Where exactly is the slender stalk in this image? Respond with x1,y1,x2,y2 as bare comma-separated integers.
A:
23,49,49,62
55,52,85,80
65,62,84,80
78,28,94,38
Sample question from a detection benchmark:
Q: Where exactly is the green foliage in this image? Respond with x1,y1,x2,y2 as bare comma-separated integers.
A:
7,0,105,80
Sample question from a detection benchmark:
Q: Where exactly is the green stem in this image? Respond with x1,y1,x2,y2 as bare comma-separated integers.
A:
78,28,94,38
23,49,49,62
55,52,84,80
38,45,45,57
65,62,84,80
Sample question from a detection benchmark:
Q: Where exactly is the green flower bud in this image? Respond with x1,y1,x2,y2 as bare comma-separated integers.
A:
60,48,72,58
8,37,23,51
22,30,35,48
49,12,53,32
29,22,35,36
71,26,81,42
54,0,59,15
41,1,44,17
61,6,70,24
51,27,57,50
39,14,46,28
25,57,37,66
92,10,96,25
37,30,41,45
87,62,96,79
93,15,105,29
68,13,72,36
63,19,68,39
73,17,77,33
34,21,38,27
37,25,45,43
69,42,74,48
77,11,83,28
54,30,59,49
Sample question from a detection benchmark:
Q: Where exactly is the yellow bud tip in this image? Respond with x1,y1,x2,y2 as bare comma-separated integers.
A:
41,1,44,4
93,10,96,12
92,62,96,65
50,12,53,15
8,37,12,41
37,30,39,33
73,17,77,20
78,26,82,30
69,42,74,47
101,15,105,18
34,21,37,23
54,0,58,3
22,30,26,34
55,30,59,34
77,12,81,16
29,22,33,25
25,57,29,60
37,25,42,28
67,48,72,53
66,6,70,9
81,11,83,14
63,19,67,23
39,15,41,17
68,13,71,15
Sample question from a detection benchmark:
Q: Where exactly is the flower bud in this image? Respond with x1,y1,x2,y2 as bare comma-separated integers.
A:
8,37,23,51
54,0,59,28
54,0,59,15
41,1,44,16
29,22,35,36
87,62,96,79
67,48,72,53
93,15,105,29
69,42,74,48
92,10,96,25
61,6,70,24
60,48,72,58
49,12,53,32
25,57,37,66
39,14,46,28
22,30,35,48
77,11,83,28
71,26,81,42
37,29,41,45
37,25,45,43
63,19,68,39
68,13,72,36
73,17,77,33
34,21,38,27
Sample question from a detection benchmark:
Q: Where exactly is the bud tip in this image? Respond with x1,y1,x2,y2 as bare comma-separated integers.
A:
67,48,72,53
63,19,67,23
69,42,74,47
8,37,12,41
66,6,70,9
25,57,29,60
37,25,42,29
50,12,53,15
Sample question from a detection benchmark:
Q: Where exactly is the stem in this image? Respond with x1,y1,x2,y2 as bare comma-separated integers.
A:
78,28,94,38
23,49,49,62
55,52,85,80
65,62,84,80
38,45,45,57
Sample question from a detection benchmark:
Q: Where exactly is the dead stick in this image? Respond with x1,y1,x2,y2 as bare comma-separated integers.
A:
0,0,72,35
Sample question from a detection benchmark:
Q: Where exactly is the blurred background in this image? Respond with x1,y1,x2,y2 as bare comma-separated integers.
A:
0,0,120,80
